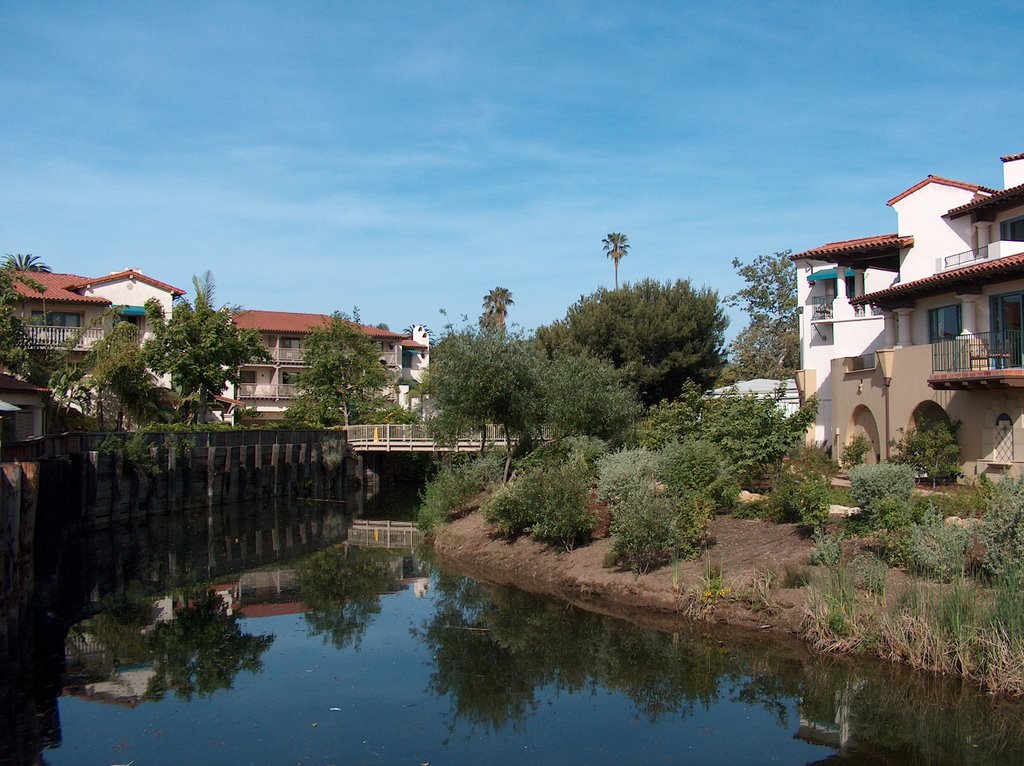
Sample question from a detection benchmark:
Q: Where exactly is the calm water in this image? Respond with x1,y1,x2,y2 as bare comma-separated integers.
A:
7,489,1024,765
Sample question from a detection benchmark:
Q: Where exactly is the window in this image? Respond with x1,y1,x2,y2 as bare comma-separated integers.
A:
1000,216,1024,242
281,371,301,385
279,337,301,349
994,413,1014,463
30,311,82,327
239,370,256,384
929,304,962,342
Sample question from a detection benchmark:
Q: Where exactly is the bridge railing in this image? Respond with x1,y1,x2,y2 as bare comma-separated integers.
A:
344,423,507,451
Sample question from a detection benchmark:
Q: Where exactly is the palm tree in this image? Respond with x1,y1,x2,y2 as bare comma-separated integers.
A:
481,287,514,332
602,233,629,289
3,253,51,273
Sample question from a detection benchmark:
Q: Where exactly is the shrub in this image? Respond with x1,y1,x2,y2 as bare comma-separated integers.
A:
480,478,537,538
528,457,595,551
849,462,915,526
656,438,738,510
840,432,872,470
417,452,506,531
908,512,969,582
764,468,831,532
810,530,844,567
595,448,659,508
889,417,961,487
608,480,681,574
982,475,1024,577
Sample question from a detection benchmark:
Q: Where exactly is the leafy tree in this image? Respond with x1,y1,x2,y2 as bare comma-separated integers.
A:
89,321,165,430
0,267,30,375
430,326,542,481
889,417,961,487
539,353,640,444
535,279,727,406
602,232,629,289
142,272,270,423
481,286,514,332
723,251,799,383
3,253,51,273
286,313,390,427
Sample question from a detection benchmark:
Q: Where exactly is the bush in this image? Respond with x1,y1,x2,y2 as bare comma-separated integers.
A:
608,480,681,574
849,463,915,517
595,448,659,508
983,476,1024,577
889,417,961,487
840,432,872,470
908,512,969,582
765,468,831,532
480,478,537,538
656,438,738,510
417,451,506,531
810,530,844,567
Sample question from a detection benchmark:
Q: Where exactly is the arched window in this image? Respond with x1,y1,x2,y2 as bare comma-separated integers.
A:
994,413,1014,464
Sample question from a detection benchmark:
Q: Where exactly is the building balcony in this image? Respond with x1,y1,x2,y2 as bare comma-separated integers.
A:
929,331,1024,389
938,240,1024,273
266,346,305,364
237,383,298,400
810,296,883,323
26,325,105,350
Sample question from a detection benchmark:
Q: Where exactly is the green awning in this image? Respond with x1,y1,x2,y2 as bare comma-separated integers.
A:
806,268,837,283
118,305,147,316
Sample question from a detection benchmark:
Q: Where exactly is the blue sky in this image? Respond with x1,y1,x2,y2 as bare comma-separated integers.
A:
3,1,1023,339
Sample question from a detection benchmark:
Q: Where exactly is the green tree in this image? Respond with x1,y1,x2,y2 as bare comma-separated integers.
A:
430,326,542,481
3,253,51,273
286,313,390,427
481,286,514,332
0,267,30,375
89,321,165,430
535,279,727,406
142,272,269,424
889,417,961,487
539,353,640,443
602,232,629,289
723,251,799,383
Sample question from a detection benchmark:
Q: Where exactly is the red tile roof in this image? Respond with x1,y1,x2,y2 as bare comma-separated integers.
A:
401,338,428,350
886,175,995,207
66,268,186,296
792,233,913,261
0,373,49,394
946,182,1024,219
233,309,405,339
11,272,111,304
1002,153,1024,163
852,252,1024,306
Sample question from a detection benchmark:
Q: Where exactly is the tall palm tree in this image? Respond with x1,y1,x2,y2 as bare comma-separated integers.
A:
602,233,629,289
4,253,51,273
482,287,514,332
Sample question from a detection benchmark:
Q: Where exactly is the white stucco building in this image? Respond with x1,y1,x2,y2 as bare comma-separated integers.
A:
794,153,1024,475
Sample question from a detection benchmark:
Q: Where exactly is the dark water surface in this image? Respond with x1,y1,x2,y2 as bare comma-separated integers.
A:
7,489,1024,765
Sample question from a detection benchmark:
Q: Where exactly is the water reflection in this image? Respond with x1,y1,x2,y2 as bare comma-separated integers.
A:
419,570,1024,764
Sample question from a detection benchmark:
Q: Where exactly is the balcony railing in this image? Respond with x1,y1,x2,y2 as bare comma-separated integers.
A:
846,353,876,372
932,331,1022,373
272,347,304,363
26,325,105,350
810,296,834,320
942,246,989,271
237,383,299,400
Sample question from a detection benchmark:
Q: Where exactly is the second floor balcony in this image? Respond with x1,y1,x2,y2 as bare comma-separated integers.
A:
930,330,1024,389
237,383,298,400
26,325,105,350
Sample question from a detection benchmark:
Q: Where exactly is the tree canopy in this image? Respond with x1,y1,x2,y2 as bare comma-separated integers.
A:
3,253,51,273
723,251,799,383
286,313,390,427
535,278,727,406
142,272,269,423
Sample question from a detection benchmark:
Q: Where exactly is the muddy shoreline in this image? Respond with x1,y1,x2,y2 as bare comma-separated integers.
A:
432,510,819,652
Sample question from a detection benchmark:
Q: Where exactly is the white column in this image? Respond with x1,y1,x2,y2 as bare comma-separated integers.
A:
975,221,991,251
836,266,849,298
959,294,979,335
854,269,866,298
883,311,897,346
895,308,913,347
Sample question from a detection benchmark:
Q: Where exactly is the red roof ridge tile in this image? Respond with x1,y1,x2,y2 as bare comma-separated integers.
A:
886,175,995,207
946,182,1024,219
852,252,1024,305
11,272,112,304
1001,153,1024,163
792,233,912,261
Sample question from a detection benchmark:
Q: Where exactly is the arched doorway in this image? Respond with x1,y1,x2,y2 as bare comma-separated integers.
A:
909,400,951,431
848,405,881,465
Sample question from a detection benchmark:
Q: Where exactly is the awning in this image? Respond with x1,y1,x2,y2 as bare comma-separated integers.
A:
807,268,838,283
118,305,148,316
0,399,21,412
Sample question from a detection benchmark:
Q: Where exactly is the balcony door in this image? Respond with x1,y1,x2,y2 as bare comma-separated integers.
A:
991,293,1024,368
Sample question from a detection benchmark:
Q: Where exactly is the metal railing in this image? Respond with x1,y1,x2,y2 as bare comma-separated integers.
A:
25,325,105,350
932,330,1022,373
810,296,834,320
237,383,298,399
943,245,988,270
269,346,304,363
344,423,507,452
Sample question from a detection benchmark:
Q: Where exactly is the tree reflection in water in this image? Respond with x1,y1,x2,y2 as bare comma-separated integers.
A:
146,590,274,701
419,570,1024,764
294,545,403,650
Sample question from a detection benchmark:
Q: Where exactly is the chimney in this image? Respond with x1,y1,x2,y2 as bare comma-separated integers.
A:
1001,153,1024,189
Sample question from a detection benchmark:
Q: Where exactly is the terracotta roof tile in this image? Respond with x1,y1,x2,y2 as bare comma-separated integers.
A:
0,373,49,394
946,182,1024,219
792,233,913,261
1002,153,1024,163
233,309,405,340
11,272,111,304
67,268,186,296
401,338,428,349
852,252,1024,306
886,175,996,207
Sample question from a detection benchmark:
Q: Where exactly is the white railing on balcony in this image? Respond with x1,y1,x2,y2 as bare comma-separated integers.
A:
271,346,304,363
26,325,105,350
237,383,299,400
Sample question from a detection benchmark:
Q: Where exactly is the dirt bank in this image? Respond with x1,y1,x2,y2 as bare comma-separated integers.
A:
432,511,817,638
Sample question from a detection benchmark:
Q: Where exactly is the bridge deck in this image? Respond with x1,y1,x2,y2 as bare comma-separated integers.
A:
344,424,506,452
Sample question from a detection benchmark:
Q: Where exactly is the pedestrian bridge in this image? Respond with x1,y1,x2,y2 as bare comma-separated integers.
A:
343,424,507,452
